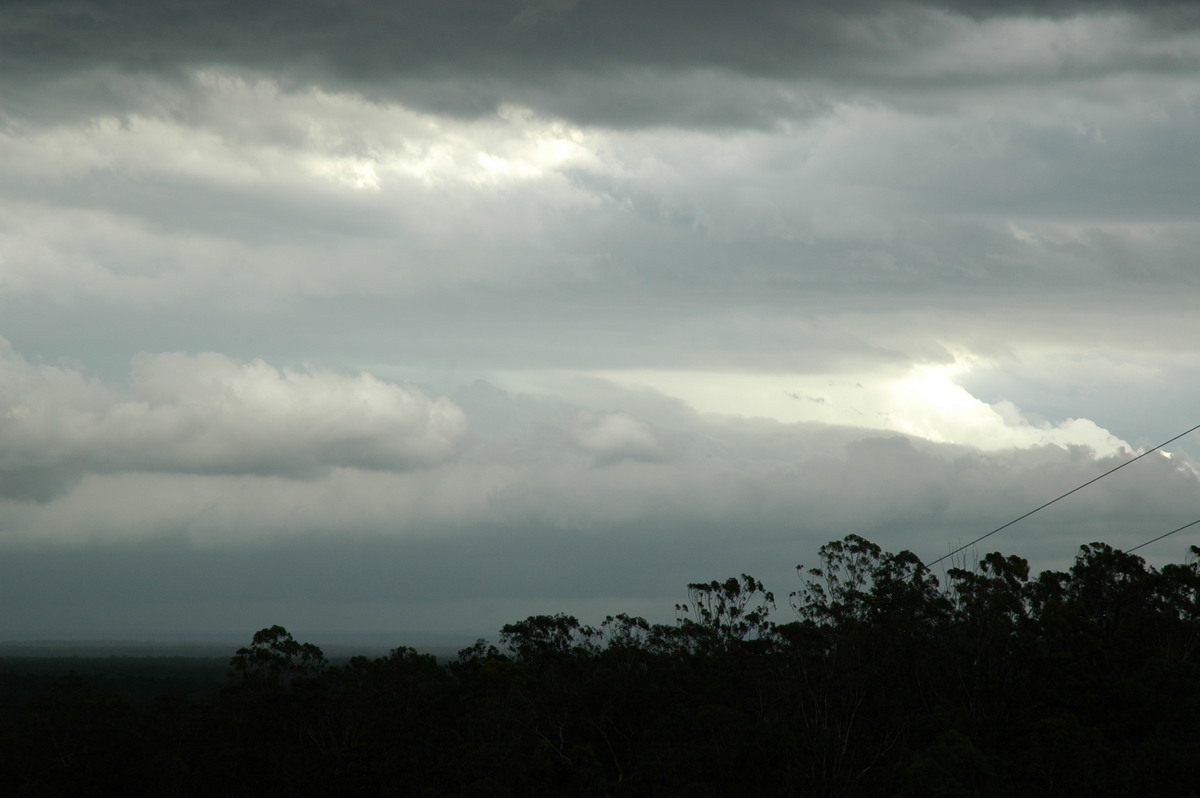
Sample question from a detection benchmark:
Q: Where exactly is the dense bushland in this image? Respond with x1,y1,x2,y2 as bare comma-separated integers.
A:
3,535,1200,796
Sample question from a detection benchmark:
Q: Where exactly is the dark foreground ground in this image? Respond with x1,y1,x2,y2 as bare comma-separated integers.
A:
3,535,1200,797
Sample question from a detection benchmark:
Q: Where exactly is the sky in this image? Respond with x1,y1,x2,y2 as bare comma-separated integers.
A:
3,0,1200,642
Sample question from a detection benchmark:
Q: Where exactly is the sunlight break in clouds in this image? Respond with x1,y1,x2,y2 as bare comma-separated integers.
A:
0,69,595,192
585,360,1130,456
184,71,595,189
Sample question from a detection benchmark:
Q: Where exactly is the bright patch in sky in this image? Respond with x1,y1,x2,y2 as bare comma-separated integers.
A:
585,363,1130,456
2,70,596,193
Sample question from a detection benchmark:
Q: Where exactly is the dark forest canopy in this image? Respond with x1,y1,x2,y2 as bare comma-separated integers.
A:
4,534,1200,797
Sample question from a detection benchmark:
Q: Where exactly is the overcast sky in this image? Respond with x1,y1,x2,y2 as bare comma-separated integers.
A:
3,0,1200,643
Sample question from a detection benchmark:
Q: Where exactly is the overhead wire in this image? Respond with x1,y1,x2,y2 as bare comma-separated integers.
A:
1127,517,1200,554
923,420,1200,571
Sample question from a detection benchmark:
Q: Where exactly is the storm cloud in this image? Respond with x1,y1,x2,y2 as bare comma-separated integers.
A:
2,0,1200,640
4,0,1200,127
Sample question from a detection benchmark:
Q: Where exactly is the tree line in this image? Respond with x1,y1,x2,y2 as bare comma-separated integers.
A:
3,534,1200,796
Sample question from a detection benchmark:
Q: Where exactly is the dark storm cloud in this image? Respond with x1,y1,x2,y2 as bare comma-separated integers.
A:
3,0,1197,127
0,0,870,81
936,0,1192,20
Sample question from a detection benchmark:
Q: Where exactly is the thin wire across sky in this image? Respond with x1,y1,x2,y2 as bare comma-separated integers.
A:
925,421,1200,570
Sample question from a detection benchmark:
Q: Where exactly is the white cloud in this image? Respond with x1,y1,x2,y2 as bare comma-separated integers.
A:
0,70,609,304
0,342,467,497
0,71,598,192
573,411,664,464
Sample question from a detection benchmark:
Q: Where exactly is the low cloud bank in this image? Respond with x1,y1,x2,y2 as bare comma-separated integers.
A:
0,342,467,500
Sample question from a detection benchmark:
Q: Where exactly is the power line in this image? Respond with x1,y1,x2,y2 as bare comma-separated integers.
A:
1127,517,1200,554
924,421,1200,571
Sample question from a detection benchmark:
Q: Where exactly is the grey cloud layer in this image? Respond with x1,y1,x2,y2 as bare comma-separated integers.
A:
4,362,1196,557
4,0,1200,639
3,376,1198,636
4,0,1199,345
